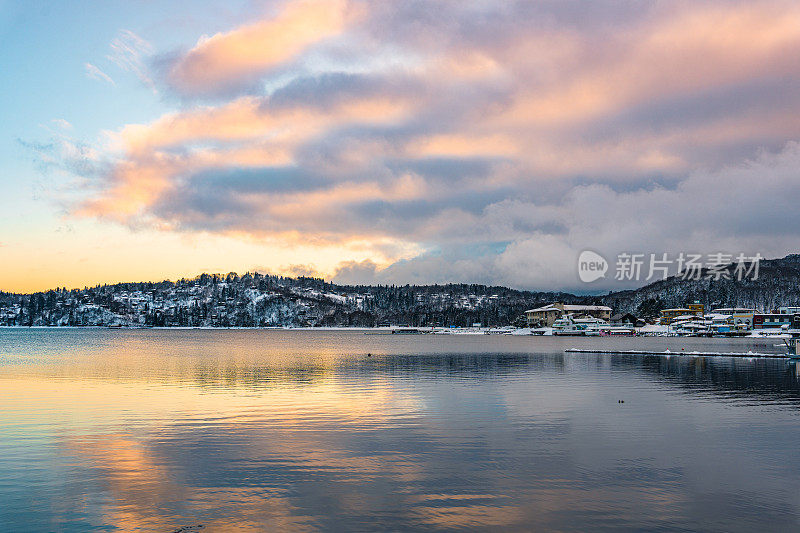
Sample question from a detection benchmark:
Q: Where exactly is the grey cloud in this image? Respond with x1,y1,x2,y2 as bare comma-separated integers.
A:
181,166,324,194
331,259,380,285
265,71,424,111
355,0,651,52
283,264,322,278
144,156,519,238
579,77,800,154
149,166,322,232
385,157,506,183
332,252,501,287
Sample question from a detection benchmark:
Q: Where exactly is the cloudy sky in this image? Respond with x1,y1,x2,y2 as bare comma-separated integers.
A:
2,0,800,293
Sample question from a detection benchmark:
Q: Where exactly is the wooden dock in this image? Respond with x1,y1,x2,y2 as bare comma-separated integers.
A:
565,348,789,359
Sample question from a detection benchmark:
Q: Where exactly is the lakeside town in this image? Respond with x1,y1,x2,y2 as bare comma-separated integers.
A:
521,302,800,337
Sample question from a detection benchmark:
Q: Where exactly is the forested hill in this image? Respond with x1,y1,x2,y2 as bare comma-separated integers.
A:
2,254,800,327
0,273,597,327
601,254,800,317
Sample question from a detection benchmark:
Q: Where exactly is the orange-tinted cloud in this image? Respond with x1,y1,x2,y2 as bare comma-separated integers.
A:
81,92,414,222
166,0,350,96
500,2,800,128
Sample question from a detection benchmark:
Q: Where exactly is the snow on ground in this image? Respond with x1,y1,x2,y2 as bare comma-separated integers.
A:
747,330,790,338
637,324,670,334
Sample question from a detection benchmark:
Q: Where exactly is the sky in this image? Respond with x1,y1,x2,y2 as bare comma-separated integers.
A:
2,0,800,293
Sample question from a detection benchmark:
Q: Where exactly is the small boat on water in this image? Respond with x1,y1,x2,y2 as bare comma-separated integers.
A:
566,348,784,358
365,326,427,335
392,327,424,334
599,326,636,336
552,314,606,336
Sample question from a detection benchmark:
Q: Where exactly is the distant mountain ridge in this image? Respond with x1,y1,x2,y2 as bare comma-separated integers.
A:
2,255,800,327
0,273,596,328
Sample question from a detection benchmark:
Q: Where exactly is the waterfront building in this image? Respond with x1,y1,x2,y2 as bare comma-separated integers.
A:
611,313,639,326
687,302,704,315
525,304,563,327
525,302,612,327
711,308,755,329
660,308,692,325
752,313,794,329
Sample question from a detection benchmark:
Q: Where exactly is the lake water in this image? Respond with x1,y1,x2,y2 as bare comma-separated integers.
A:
1,329,800,532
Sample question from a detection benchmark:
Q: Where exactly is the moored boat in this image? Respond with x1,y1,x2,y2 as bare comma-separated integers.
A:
552,314,606,336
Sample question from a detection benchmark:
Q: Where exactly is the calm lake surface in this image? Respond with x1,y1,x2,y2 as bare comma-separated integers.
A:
2,329,800,532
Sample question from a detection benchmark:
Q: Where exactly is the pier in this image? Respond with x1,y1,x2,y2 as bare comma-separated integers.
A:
565,348,789,358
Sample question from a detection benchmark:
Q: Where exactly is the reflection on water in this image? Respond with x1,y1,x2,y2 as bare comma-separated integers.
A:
1,329,800,531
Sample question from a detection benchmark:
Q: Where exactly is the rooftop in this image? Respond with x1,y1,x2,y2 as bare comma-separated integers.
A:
525,305,561,313
563,304,612,311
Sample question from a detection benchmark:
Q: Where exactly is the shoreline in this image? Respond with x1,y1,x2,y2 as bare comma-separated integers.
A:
0,324,792,341
565,348,788,358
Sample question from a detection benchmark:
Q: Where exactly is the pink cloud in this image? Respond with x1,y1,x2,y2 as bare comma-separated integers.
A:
166,0,350,97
